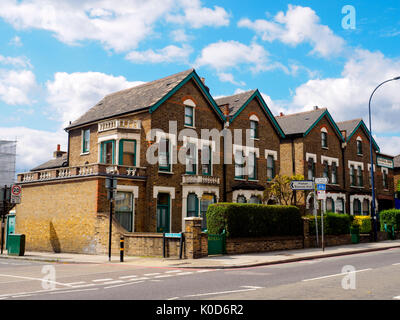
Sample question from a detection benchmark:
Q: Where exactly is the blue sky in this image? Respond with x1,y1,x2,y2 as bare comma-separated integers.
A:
0,0,399,171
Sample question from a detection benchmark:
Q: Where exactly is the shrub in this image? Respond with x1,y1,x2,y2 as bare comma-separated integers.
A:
206,203,303,238
353,216,372,234
379,209,400,232
305,212,353,235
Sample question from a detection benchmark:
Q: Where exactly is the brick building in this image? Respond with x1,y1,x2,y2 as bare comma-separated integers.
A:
393,154,400,208
15,69,396,254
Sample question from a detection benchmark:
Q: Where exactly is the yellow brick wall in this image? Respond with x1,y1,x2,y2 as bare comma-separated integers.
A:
15,179,99,254
279,141,293,176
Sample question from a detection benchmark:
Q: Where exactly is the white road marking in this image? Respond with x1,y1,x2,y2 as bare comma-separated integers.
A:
0,273,73,287
71,283,96,288
11,294,34,298
196,270,214,273
184,287,259,298
128,277,149,281
394,296,400,300
104,281,144,290
167,297,180,300
119,275,138,279
176,272,193,276
92,278,113,282
302,268,372,282
102,280,124,285
144,273,161,276
392,263,400,266
154,275,173,278
241,286,263,289
165,270,182,273
63,281,86,286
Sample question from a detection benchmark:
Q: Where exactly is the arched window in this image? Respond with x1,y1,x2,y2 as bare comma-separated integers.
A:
356,137,363,155
249,114,259,139
237,195,247,203
267,155,275,181
362,199,370,216
326,197,334,212
184,99,196,127
321,128,328,148
353,199,361,215
249,195,261,204
336,198,345,213
187,193,198,217
307,158,315,180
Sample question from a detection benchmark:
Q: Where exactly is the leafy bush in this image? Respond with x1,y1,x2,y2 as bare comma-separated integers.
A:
379,209,400,232
353,216,372,234
206,203,303,238
305,212,353,235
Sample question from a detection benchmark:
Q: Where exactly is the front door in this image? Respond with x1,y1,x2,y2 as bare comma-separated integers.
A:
157,193,170,233
6,214,16,250
200,194,216,231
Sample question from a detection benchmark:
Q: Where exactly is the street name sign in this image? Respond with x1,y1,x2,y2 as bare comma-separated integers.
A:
290,180,314,190
315,177,329,184
317,190,326,200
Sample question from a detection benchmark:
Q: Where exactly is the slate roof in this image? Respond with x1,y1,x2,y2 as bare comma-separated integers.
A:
394,154,400,168
65,68,195,130
275,108,327,136
215,90,257,117
31,154,68,171
336,119,362,139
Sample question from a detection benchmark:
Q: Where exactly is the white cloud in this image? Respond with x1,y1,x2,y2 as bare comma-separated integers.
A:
0,69,37,105
0,0,230,53
170,29,191,42
196,40,270,72
45,71,145,128
375,136,400,156
126,44,193,64
0,54,31,68
238,5,345,58
0,126,67,172
166,0,230,28
288,49,400,134
9,35,22,46
218,72,246,86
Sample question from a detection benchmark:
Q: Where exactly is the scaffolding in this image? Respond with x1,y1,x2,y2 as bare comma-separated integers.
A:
0,140,16,187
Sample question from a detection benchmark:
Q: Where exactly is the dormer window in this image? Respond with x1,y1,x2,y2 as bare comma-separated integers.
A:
321,128,328,148
184,99,195,127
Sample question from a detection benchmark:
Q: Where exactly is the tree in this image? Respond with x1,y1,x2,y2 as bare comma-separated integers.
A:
264,174,305,205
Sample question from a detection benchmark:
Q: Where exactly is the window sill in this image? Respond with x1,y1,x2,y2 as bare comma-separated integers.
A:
184,125,196,129
248,179,259,182
250,138,260,141
234,178,246,181
321,147,329,150
159,171,174,175
357,153,363,157
80,152,90,156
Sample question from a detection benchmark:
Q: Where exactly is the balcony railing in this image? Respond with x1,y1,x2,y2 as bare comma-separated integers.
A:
182,175,220,185
98,119,141,132
18,163,146,183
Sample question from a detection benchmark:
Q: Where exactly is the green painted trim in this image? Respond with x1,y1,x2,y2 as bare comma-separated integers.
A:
149,70,225,121
229,90,285,138
82,129,90,153
303,110,344,142
119,139,137,166
100,139,115,164
346,120,380,152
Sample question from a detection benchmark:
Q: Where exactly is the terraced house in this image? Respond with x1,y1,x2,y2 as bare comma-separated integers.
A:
338,119,395,214
15,69,396,255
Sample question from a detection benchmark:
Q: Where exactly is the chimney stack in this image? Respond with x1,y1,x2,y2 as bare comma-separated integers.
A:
279,112,284,117
53,144,67,158
313,106,319,110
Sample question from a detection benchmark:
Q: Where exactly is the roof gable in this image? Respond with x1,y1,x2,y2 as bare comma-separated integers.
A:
338,119,380,152
65,69,224,130
215,89,285,138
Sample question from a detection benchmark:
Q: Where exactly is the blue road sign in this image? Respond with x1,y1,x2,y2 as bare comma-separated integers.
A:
317,184,326,191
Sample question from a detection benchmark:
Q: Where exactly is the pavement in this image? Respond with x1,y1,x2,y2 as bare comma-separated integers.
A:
1,240,400,269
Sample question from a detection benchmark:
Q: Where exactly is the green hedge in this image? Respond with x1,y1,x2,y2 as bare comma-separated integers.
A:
379,209,400,231
353,216,372,234
206,203,303,238
305,212,353,235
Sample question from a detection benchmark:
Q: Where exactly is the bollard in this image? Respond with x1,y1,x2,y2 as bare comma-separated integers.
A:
120,237,124,262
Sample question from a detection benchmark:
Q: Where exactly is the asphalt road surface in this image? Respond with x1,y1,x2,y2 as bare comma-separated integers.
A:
0,248,399,300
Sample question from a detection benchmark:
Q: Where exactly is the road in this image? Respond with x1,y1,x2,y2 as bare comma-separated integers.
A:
0,248,399,300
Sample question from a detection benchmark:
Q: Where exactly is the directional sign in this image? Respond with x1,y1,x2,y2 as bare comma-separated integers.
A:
317,184,326,191
164,233,182,238
290,180,314,190
315,177,329,184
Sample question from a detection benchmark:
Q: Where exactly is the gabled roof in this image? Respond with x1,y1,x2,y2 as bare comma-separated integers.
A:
337,118,380,152
31,154,68,171
215,90,256,117
65,68,224,130
275,107,344,141
215,89,285,138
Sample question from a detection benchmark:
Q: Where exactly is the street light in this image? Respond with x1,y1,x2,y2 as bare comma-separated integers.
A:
368,76,400,242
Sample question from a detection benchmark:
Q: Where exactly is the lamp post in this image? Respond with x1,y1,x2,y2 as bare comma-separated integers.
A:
368,76,400,242
105,176,117,261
